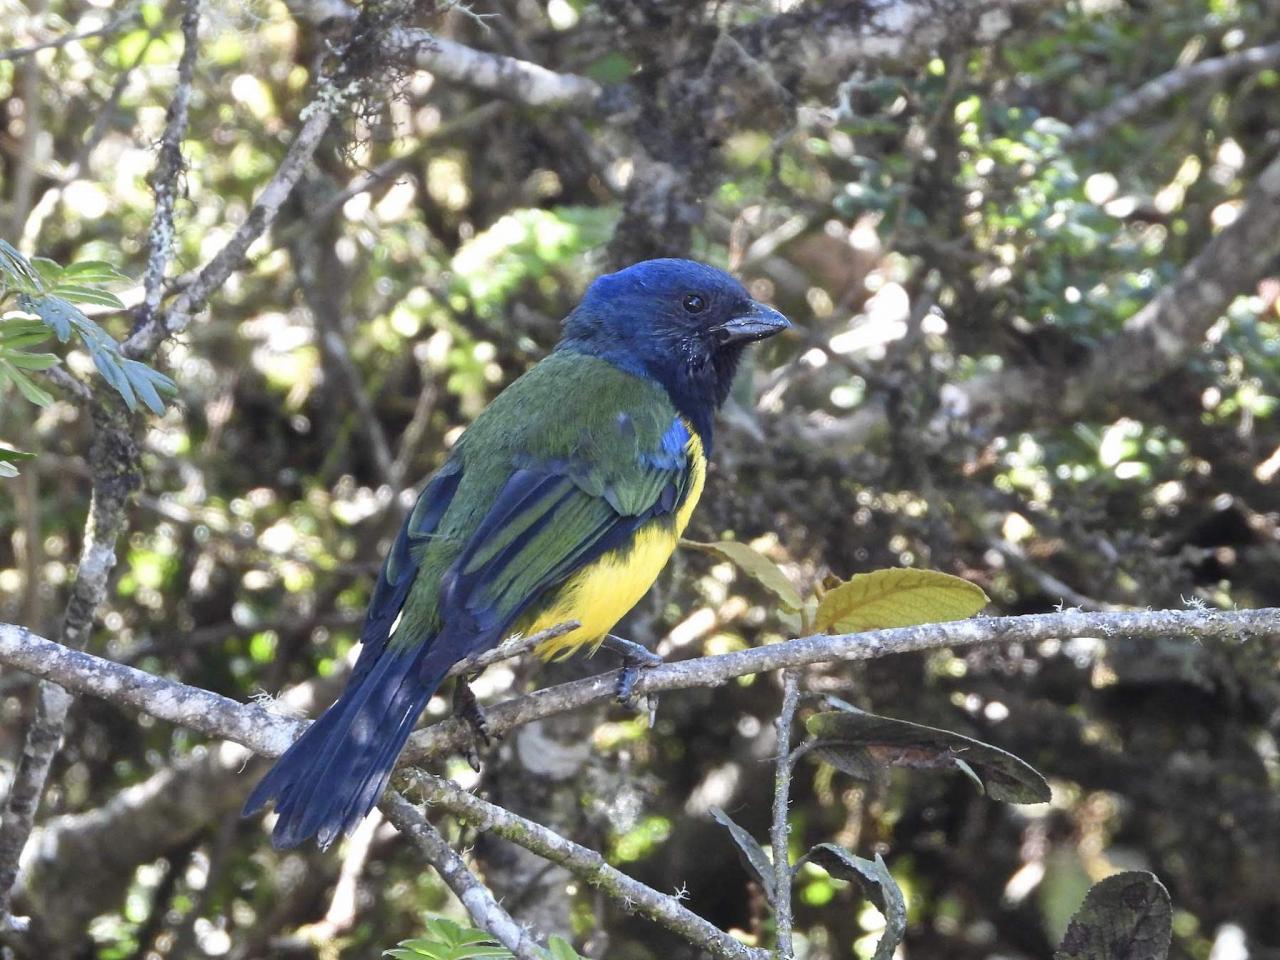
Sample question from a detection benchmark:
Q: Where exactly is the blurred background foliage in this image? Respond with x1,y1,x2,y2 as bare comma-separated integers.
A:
2,0,1280,958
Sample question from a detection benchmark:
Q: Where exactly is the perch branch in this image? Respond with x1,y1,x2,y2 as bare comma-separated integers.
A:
1,607,1276,951
770,670,801,959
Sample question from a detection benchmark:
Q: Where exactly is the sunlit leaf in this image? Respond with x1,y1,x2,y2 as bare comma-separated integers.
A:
813,568,988,633
0,445,34,480
803,702,1050,803
0,318,55,349
546,937,583,960
0,239,42,289
682,539,803,611
62,260,130,284
387,917,514,959
1054,872,1172,960
0,359,54,406
795,846,905,960
51,284,126,309
709,806,776,904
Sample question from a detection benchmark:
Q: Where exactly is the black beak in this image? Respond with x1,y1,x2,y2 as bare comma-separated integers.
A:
711,301,792,345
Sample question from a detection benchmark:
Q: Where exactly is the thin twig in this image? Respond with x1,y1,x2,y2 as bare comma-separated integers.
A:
0,1,141,62
122,104,335,358
769,670,801,959
379,791,546,960
403,770,768,960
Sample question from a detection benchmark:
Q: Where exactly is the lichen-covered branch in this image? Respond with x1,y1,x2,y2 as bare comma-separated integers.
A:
0,359,141,927
138,0,201,324
379,792,546,960
1,607,1275,951
769,671,801,960
402,770,768,960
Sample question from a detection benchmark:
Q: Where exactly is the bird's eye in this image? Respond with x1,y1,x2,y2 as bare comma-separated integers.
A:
682,293,707,314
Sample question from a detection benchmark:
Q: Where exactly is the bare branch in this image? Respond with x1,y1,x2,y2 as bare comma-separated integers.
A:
139,0,202,324
0,400,141,922
386,28,604,111
1068,41,1280,145
770,670,801,959
122,104,335,358
379,791,546,960
1,606,1275,951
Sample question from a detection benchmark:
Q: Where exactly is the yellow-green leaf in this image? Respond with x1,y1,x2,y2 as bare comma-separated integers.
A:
814,568,988,633
681,539,803,611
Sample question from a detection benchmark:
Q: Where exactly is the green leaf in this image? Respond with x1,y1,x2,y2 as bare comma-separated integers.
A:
681,539,803,611
803,702,1051,804
546,937,582,960
387,919,513,960
1054,872,1172,960
709,806,776,904
30,257,64,285
795,847,905,960
121,357,176,415
5,352,59,371
0,318,55,349
0,446,36,464
89,345,137,410
19,294,86,341
51,283,126,309
814,568,988,633
62,260,130,283
0,445,34,479
0,359,54,406
0,240,42,290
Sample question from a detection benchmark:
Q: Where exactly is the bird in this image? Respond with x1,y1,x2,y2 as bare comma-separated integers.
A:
243,258,791,849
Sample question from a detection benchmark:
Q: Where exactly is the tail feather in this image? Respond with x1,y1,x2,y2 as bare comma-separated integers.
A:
244,645,448,849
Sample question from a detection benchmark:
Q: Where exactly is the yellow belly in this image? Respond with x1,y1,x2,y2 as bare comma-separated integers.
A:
523,428,706,660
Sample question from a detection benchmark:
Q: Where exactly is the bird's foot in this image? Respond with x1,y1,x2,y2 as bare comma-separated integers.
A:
452,677,492,772
600,634,662,722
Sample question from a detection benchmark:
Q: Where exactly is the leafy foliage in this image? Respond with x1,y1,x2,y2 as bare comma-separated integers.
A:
385,918,585,960
0,240,174,416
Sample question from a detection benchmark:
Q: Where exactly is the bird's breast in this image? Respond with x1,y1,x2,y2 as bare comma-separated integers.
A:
526,428,707,660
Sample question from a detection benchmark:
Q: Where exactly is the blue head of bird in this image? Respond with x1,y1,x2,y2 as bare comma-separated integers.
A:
559,259,791,442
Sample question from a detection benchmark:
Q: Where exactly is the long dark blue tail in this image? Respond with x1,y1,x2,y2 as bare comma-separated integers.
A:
243,645,449,850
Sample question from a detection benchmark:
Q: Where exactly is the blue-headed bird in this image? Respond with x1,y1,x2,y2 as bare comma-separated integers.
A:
243,258,791,849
